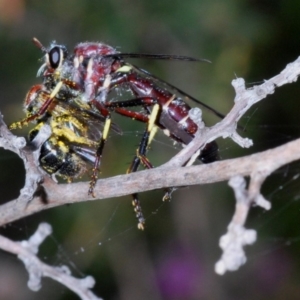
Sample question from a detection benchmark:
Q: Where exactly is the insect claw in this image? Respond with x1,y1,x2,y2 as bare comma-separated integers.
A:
162,188,175,201
132,197,146,229
162,193,170,202
88,188,96,198
138,223,145,230
9,121,26,130
88,179,97,198
9,123,18,130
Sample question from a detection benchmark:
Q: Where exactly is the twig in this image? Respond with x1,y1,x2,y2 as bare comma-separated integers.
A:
214,175,270,275
0,223,102,300
1,132,300,226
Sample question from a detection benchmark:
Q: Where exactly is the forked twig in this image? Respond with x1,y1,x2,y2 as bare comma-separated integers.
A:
0,223,102,300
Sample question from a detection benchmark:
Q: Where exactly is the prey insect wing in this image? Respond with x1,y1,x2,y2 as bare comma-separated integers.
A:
54,97,123,136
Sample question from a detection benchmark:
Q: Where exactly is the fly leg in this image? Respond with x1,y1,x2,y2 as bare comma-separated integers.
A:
88,75,113,197
10,82,63,129
126,104,160,230
88,114,111,197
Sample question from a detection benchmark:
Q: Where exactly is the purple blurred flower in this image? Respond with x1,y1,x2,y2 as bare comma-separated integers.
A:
156,245,204,299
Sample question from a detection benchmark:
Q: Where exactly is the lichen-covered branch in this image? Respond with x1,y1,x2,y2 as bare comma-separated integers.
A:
0,223,102,300
1,136,300,226
214,175,271,275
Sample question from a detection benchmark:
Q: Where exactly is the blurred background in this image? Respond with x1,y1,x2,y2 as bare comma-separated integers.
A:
1,0,300,299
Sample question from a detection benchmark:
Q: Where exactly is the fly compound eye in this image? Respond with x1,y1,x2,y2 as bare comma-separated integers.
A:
48,46,63,69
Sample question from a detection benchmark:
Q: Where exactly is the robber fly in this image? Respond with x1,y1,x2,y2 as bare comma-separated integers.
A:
11,38,224,229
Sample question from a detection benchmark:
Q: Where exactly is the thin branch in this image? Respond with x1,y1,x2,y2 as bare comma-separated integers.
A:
164,56,300,168
0,223,102,300
214,175,270,275
1,136,300,226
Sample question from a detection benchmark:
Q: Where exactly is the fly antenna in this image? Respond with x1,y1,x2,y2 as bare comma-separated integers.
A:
32,37,48,54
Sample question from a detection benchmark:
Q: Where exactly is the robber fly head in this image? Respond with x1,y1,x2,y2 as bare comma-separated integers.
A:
33,37,68,76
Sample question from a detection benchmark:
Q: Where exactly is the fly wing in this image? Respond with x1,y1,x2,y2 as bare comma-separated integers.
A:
104,52,211,63
69,145,96,164
129,64,225,120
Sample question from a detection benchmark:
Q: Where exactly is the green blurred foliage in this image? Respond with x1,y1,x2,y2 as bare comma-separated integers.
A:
1,1,300,299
